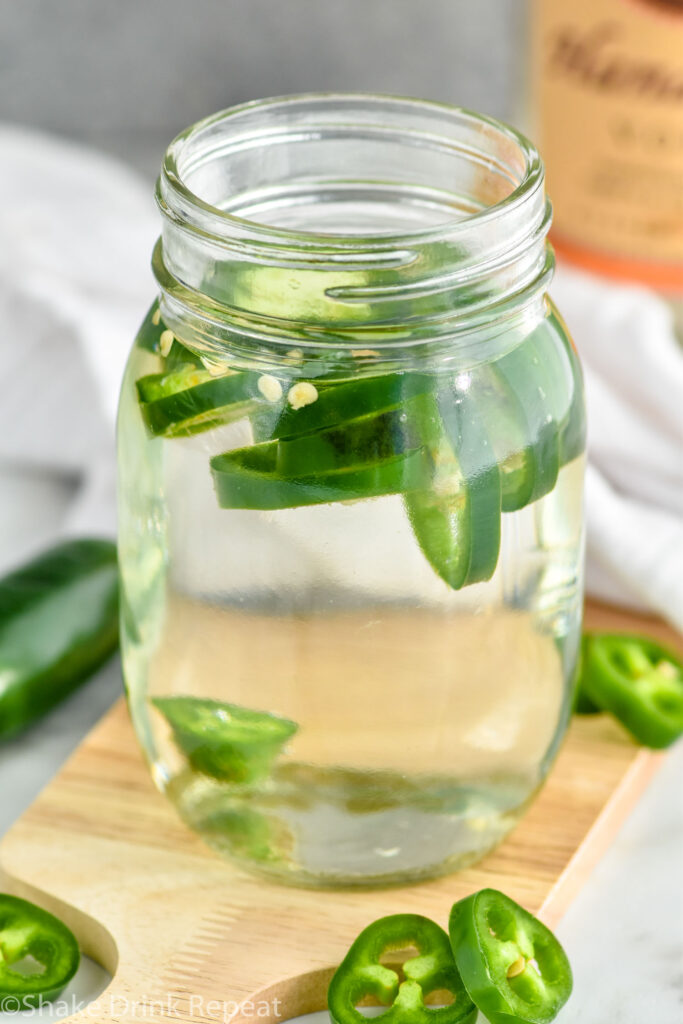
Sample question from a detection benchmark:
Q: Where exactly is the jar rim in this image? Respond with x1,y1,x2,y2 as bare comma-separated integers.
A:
158,92,545,252
155,93,552,353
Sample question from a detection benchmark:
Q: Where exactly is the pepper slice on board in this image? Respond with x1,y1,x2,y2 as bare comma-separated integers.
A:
572,636,600,715
449,889,571,1024
579,633,683,748
0,540,119,741
153,697,298,783
0,895,80,1010
328,913,477,1024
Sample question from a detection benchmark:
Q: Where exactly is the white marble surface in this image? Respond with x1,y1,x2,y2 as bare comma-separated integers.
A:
556,740,683,1023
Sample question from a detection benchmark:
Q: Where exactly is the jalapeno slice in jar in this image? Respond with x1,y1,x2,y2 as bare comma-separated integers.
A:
466,365,536,514
401,385,501,589
493,337,561,508
0,895,80,1009
138,310,579,596
270,371,434,441
328,913,477,1024
211,440,432,510
153,697,298,783
449,889,572,1024
136,366,278,438
580,633,683,748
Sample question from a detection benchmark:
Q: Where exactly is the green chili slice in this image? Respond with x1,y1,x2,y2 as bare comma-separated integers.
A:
0,895,80,1010
328,914,477,1024
468,365,537,514
211,441,433,510
493,337,561,507
270,372,434,440
136,366,273,438
579,633,683,748
134,308,584,594
153,696,298,783
405,388,501,589
449,889,572,1024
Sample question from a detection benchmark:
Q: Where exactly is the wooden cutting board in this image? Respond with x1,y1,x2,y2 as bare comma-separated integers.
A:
0,601,679,1024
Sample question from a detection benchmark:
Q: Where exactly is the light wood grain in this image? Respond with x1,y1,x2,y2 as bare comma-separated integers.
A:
0,601,679,1024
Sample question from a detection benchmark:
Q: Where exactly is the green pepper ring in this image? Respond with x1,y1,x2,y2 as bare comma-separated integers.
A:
153,696,299,784
328,913,477,1024
580,633,683,749
0,894,80,1010
449,889,572,1024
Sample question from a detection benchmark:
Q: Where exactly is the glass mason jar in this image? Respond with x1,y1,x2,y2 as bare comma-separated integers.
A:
118,95,586,888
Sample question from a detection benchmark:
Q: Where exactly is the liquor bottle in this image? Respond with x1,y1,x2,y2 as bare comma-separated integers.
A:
532,0,683,305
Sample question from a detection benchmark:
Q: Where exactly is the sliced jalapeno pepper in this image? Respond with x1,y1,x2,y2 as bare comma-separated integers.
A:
200,805,291,866
153,697,298,783
493,338,560,508
328,914,477,1024
435,383,501,585
211,441,432,510
573,689,600,714
0,540,119,740
467,365,536,514
579,633,683,748
134,308,583,595
135,302,201,366
276,401,425,476
572,636,600,714
0,895,80,1009
270,372,433,441
405,388,501,589
556,341,586,466
524,319,586,470
449,889,572,1024
135,302,167,354
136,366,273,438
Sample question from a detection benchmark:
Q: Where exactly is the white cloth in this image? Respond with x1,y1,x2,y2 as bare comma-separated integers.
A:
1,126,681,629
0,125,156,566
552,266,683,630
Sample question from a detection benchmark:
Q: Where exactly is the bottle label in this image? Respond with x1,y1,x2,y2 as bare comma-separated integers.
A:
534,0,683,287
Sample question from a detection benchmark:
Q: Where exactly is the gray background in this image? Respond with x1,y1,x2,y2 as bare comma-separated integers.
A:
0,0,525,178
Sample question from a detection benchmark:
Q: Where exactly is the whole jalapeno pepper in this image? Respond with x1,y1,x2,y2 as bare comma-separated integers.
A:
328,913,477,1024
579,633,683,748
0,895,80,1009
0,540,119,740
449,889,572,1024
